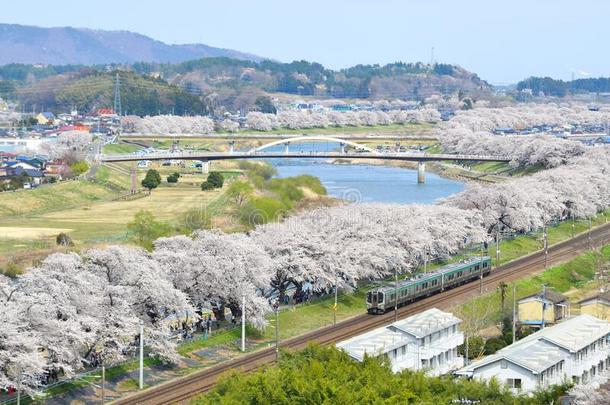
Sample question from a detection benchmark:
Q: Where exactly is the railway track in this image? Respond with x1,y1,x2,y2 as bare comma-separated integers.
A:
114,222,610,405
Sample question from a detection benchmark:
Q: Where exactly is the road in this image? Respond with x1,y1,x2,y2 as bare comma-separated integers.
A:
113,222,610,404
100,151,511,164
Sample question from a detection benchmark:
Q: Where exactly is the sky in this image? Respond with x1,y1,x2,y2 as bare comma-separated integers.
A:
2,0,609,84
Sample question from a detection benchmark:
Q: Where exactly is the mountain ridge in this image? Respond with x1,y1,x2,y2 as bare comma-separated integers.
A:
0,23,265,65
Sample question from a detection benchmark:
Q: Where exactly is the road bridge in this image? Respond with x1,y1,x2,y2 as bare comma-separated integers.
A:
121,133,438,141
101,135,510,190
101,150,510,186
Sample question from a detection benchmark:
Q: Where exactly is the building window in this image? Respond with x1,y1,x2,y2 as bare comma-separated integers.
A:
501,360,508,369
507,378,522,389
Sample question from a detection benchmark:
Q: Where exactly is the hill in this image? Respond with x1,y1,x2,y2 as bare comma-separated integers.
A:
16,70,206,116
0,24,265,65
516,76,610,97
136,58,493,110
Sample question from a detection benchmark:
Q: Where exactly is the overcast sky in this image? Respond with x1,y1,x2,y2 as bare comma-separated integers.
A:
2,0,608,84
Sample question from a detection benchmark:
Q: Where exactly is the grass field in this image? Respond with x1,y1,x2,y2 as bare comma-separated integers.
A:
0,163,233,270
0,180,119,218
102,143,142,154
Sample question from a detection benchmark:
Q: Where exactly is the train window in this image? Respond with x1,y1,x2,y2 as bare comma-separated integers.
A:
366,292,372,303
378,292,384,303
475,265,480,271
483,262,488,268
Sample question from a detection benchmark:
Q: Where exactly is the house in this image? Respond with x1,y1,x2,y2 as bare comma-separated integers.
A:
35,112,55,125
0,166,44,186
579,291,610,320
3,160,38,171
518,289,568,328
455,315,610,393
337,308,464,376
45,161,70,179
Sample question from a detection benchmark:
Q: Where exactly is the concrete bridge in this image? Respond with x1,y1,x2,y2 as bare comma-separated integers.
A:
100,136,510,190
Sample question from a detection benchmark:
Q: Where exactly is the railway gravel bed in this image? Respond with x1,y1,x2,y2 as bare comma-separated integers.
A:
113,222,610,405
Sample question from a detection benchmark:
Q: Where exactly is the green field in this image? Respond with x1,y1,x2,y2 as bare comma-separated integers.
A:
102,143,142,154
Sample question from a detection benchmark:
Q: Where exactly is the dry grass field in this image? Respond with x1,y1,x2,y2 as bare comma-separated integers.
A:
0,161,238,270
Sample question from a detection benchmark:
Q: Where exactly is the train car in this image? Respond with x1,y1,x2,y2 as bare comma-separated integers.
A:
366,256,491,314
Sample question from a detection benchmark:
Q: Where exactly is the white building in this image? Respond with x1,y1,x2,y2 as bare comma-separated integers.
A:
337,308,464,376
455,315,610,393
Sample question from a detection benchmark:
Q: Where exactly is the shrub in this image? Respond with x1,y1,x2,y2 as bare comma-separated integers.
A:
167,172,180,183
142,169,161,192
201,181,214,191
69,161,90,176
206,172,224,188
56,232,74,247
240,197,287,226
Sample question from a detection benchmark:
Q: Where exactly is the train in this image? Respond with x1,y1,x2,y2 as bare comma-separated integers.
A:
366,256,492,314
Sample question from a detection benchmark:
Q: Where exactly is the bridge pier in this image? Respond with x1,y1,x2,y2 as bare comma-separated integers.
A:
284,142,290,154
130,161,138,194
417,161,425,184
340,142,346,154
200,160,210,174
229,140,235,154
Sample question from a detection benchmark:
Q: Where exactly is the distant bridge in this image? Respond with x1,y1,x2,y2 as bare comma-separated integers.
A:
121,133,439,141
101,136,511,189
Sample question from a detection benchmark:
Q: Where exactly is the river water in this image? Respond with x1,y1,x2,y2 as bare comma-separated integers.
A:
258,141,464,204
273,160,464,204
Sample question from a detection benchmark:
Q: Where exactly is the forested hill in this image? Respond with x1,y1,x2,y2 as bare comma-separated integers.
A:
0,58,492,115
0,24,264,65
141,58,492,100
14,70,207,116
517,76,610,97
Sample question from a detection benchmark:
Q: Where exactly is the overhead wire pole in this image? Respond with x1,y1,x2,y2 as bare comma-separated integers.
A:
333,271,338,326
512,282,517,343
543,225,548,268
16,365,21,405
495,229,501,268
274,300,280,362
394,263,398,322
241,292,246,352
139,320,144,389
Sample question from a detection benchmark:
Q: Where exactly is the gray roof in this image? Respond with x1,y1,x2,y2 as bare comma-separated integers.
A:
518,290,567,304
390,308,461,338
337,308,461,361
456,315,610,376
579,290,610,305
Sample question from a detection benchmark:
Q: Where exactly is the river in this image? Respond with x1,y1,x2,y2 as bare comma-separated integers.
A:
273,160,464,204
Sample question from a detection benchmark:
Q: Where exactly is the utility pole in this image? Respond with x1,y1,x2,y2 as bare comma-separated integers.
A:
333,272,338,326
465,334,469,366
274,300,280,362
101,364,105,405
139,320,144,389
495,229,500,268
479,242,484,294
16,365,21,405
394,264,399,322
423,247,428,274
541,285,546,330
512,283,517,344
571,212,575,238
241,293,246,352
543,225,548,269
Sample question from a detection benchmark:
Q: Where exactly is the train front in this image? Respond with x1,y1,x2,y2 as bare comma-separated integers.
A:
366,289,385,314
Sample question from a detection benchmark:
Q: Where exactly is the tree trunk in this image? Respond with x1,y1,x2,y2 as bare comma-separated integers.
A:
212,302,225,321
